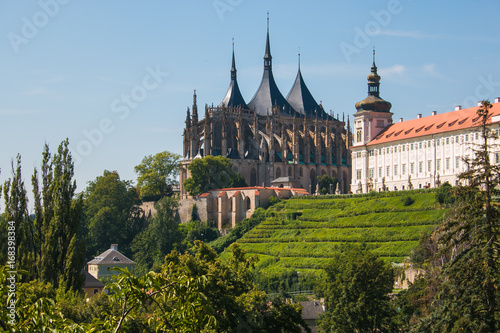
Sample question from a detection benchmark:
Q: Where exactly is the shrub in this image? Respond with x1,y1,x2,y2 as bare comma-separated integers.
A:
402,196,415,206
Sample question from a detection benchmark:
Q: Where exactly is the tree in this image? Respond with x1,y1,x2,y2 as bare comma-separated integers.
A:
317,175,338,195
134,151,181,201
83,170,144,259
2,141,85,291
183,155,247,196
131,196,184,274
416,100,500,332
319,247,396,333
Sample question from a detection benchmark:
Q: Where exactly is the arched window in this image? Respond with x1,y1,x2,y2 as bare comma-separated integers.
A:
288,166,292,177
299,167,303,177
245,197,251,210
250,168,257,186
276,167,281,178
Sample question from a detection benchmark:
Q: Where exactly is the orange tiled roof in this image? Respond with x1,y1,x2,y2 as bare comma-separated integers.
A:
359,103,500,147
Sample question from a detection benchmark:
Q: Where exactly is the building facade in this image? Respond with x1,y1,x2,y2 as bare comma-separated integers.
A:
350,58,500,193
180,23,351,199
87,244,136,280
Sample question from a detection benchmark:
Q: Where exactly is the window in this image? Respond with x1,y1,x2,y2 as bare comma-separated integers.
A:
402,145,405,152
419,161,423,173
356,130,362,143
378,167,382,178
496,153,500,164
402,164,406,176
456,136,459,143
379,149,382,155
475,132,479,140
428,160,432,172
356,169,362,180
386,166,390,177
411,143,414,150
377,119,384,127
394,165,398,176
428,140,431,147
387,147,390,154
369,150,374,157
419,142,422,149
436,139,440,146
356,152,361,158
437,159,441,171
465,134,469,141
446,137,449,145
456,157,460,168
410,163,414,174
369,168,374,179
446,157,450,170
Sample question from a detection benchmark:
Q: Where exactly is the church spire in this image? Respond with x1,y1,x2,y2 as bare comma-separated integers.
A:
264,12,272,69
231,38,236,80
368,47,381,97
192,89,198,121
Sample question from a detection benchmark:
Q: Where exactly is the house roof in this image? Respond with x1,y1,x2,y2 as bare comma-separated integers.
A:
87,247,135,265
356,102,500,147
83,271,105,288
300,301,325,320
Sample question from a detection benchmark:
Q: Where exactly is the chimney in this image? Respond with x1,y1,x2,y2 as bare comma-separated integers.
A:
455,105,462,111
495,97,500,103
111,244,118,251
399,118,403,122
417,114,422,119
432,111,437,116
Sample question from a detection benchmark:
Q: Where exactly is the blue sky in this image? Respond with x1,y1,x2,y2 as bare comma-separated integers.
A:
1,0,500,203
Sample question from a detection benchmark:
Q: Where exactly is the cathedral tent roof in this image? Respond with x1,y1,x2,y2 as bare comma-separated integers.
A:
220,43,248,109
286,67,326,119
248,18,296,117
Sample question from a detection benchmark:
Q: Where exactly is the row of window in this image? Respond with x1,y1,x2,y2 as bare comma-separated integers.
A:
358,131,500,157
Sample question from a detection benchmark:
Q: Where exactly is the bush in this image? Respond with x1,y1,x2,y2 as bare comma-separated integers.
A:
402,196,415,206
435,182,455,205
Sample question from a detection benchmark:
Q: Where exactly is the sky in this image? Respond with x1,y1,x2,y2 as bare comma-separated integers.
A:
1,0,500,206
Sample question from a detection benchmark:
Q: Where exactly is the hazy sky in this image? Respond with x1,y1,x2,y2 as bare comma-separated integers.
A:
2,0,500,203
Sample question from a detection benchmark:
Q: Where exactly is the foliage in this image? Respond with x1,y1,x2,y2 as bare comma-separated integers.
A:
182,219,220,244
131,196,184,274
83,170,144,259
183,155,247,196
317,175,338,195
402,196,415,206
3,140,85,291
435,182,455,205
134,151,181,201
319,247,397,333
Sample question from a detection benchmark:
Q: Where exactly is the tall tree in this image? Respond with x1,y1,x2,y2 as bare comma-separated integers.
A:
317,175,338,195
134,151,181,201
131,196,183,274
31,140,85,291
83,170,143,258
319,247,396,333
417,100,500,332
183,155,247,196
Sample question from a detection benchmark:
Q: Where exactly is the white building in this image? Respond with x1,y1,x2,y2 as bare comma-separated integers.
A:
350,59,500,193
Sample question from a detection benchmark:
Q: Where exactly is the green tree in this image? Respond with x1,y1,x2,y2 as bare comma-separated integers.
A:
134,151,181,201
83,170,144,259
415,100,500,332
3,141,85,291
319,247,396,333
317,175,338,195
183,155,247,196
131,196,184,274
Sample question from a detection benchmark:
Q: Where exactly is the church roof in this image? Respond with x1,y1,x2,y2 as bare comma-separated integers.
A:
361,102,500,147
219,43,248,109
286,66,327,119
248,20,296,116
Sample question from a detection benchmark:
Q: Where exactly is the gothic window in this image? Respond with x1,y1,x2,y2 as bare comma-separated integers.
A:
245,197,251,210
250,168,257,186
276,167,281,178
299,167,303,177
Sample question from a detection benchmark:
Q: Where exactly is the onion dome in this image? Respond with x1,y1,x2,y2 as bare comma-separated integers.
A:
355,51,392,113
220,40,248,109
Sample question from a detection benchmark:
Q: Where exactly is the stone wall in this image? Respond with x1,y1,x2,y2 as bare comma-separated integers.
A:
178,197,208,223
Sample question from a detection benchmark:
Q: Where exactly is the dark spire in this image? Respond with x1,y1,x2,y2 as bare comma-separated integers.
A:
220,39,248,109
231,38,236,80
298,47,301,70
192,89,198,119
286,53,326,119
264,11,272,69
248,13,295,116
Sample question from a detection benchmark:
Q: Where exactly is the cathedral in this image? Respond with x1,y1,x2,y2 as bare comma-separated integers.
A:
180,22,351,199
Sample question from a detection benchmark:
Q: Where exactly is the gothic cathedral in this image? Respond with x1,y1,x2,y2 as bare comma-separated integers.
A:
180,23,351,198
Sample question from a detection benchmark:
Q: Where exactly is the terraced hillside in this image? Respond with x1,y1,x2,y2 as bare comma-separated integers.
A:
220,190,448,292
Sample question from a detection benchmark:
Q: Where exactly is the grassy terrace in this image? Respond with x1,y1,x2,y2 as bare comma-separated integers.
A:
219,190,448,291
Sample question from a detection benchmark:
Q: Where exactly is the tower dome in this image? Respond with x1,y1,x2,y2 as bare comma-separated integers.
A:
355,51,391,113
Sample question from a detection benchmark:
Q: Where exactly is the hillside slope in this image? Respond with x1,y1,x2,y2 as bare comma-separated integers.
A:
220,190,448,292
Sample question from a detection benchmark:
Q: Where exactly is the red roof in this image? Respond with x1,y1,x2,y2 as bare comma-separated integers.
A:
355,103,500,147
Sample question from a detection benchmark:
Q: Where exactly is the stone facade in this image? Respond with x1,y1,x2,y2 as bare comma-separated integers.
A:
180,24,351,199
178,186,308,229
